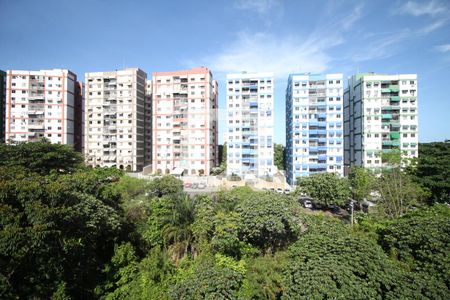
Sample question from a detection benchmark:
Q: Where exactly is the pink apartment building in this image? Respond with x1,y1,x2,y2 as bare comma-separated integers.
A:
5,69,80,146
152,67,218,175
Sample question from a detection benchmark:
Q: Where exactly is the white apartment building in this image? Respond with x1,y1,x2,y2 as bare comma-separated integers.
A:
344,73,418,174
226,72,275,179
84,68,148,172
4,69,79,145
285,73,344,185
152,67,218,176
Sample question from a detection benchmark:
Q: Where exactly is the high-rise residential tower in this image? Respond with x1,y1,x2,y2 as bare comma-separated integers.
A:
84,68,148,172
226,72,274,179
344,73,418,174
285,73,344,185
73,81,84,152
152,67,218,176
4,69,79,145
144,79,152,167
0,70,6,142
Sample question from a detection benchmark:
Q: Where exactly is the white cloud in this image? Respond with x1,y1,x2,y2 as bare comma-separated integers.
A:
341,4,363,30
398,0,447,17
418,17,449,34
196,31,342,79
435,43,450,52
351,30,411,62
233,0,279,14
189,4,364,79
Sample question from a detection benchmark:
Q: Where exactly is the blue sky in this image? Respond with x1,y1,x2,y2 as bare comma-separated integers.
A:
1,0,449,145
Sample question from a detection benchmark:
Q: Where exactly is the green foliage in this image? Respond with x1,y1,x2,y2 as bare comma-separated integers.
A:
236,192,301,253
168,254,245,300
410,142,450,203
146,176,183,198
282,217,415,299
381,148,403,167
212,143,227,175
99,244,174,300
274,143,285,170
0,139,83,174
210,211,241,256
244,252,287,300
375,168,429,218
297,172,350,207
348,166,375,202
2,141,450,299
379,204,450,297
112,175,148,202
0,167,126,299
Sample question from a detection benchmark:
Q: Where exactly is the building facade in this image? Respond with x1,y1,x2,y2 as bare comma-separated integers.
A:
73,81,84,152
0,70,5,142
152,67,218,176
285,73,344,185
344,73,418,174
84,68,148,172
144,80,152,167
4,69,78,145
226,72,274,179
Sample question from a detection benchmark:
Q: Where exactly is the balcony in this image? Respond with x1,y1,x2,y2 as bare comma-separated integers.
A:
28,123,45,130
382,114,392,119
390,96,400,102
389,85,399,92
390,132,400,139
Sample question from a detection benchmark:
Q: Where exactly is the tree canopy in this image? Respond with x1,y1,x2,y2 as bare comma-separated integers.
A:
1,141,449,299
297,172,350,207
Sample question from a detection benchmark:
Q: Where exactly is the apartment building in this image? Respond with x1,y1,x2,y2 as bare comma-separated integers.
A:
152,67,218,176
73,81,84,152
4,69,79,145
144,80,153,167
0,70,5,142
285,74,344,185
344,73,418,174
84,68,148,172
226,72,274,179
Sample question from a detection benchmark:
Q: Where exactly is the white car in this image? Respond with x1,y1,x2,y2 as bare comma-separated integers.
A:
303,200,313,208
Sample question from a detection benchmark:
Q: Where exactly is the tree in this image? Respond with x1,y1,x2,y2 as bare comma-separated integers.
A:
98,244,174,300
274,143,285,170
348,166,375,202
297,173,350,208
236,192,301,253
160,195,197,262
378,204,450,298
409,142,450,204
146,176,183,198
244,251,287,300
376,168,428,218
282,217,417,299
0,139,83,174
0,167,126,299
168,254,245,300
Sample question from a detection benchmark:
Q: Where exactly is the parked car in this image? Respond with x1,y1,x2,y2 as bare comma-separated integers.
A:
184,182,192,189
270,188,275,192
303,200,313,208
191,183,198,189
197,183,206,189
284,189,291,194
276,188,283,194
299,196,313,209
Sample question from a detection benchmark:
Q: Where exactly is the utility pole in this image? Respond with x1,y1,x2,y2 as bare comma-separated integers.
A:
350,200,354,226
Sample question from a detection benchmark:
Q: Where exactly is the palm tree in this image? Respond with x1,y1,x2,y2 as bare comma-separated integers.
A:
161,195,196,263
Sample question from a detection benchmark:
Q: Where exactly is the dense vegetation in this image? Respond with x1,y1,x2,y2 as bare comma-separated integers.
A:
0,140,449,299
